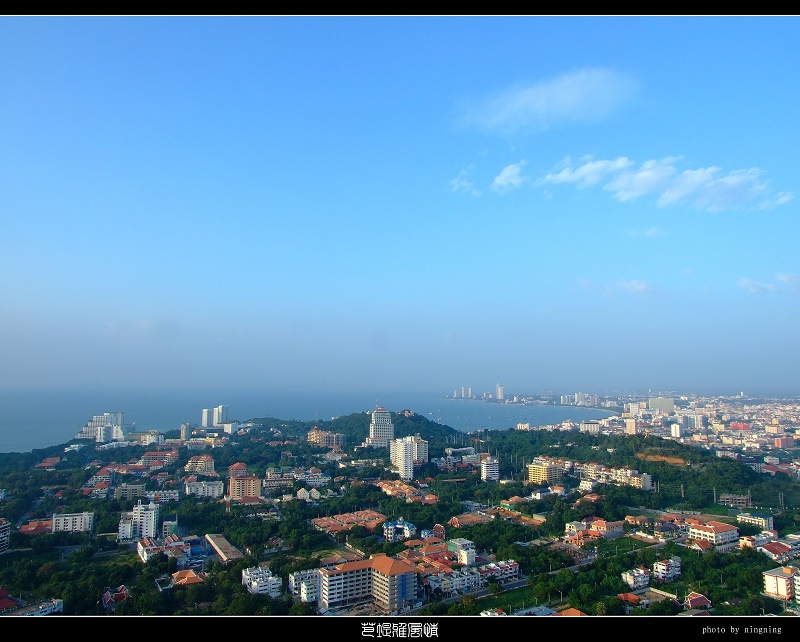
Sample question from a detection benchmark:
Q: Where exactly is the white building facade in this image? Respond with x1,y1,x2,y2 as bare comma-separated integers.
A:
242,565,283,598
365,407,394,448
52,512,94,533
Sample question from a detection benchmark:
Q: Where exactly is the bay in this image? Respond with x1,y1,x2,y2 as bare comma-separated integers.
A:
0,388,617,454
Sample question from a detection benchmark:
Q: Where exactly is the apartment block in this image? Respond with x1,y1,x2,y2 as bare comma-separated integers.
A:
318,554,417,614
52,512,94,533
763,565,799,601
242,565,283,598
687,521,740,552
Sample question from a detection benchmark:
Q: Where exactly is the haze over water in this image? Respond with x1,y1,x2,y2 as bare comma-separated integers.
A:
0,388,617,454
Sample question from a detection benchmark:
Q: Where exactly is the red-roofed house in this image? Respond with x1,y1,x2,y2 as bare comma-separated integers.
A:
101,585,130,612
758,541,795,563
35,457,61,469
0,588,23,613
19,520,52,536
683,591,712,610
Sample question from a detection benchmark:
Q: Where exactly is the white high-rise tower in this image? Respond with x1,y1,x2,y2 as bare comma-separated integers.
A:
365,406,394,448
213,405,228,426
391,438,415,481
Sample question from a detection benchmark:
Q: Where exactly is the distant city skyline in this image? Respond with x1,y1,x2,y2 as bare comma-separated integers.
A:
1,17,798,398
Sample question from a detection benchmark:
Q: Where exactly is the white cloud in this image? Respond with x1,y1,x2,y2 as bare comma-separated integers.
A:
605,157,681,202
577,278,652,297
538,156,633,189
738,278,777,293
538,155,793,212
461,68,637,135
449,166,481,196
777,274,800,289
450,176,481,197
628,226,666,238
492,160,527,193
618,279,652,294
739,274,800,293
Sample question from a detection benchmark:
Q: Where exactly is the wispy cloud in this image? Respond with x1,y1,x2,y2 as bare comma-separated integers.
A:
491,160,527,193
738,278,777,294
741,273,800,293
628,226,666,238
449,170,481,197
618,279,652,294
777,274,800,290
542,156,634,188
578,278,653,297
538,155,794,212
460,68,637,135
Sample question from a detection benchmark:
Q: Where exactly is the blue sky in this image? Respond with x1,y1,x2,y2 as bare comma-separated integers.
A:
2,16,799,398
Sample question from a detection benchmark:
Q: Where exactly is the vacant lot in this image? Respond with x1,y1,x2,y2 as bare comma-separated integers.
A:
636,453,687,465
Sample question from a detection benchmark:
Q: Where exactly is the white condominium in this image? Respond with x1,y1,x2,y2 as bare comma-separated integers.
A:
391,438,414,481
118,500,160,542
75,412,126,443
52,512,94,533
390,434,428,481
481,457,500,481
202,405,229,427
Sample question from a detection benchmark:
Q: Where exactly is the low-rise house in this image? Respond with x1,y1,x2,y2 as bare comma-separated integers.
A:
683,591,712,611
101,585,130,612
621,566,650,590
758,541,795,563
652,556,682,582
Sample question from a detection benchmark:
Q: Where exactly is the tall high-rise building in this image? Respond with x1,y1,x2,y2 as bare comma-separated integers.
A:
390,438,415,481
213,405,228,426
131,500,159,540
648,397,675,415
390,434,428,481
75,412,126,443
365,407,394,448
201,405,228,428
496,384,504,401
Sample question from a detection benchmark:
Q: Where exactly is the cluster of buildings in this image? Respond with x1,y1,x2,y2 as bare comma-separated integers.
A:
524,455,653,492
354,408,430,482
512,392,800,475
622,555,683,589
285,535,520,615
450,384,506,401
73,407,244,448
429,446,499,482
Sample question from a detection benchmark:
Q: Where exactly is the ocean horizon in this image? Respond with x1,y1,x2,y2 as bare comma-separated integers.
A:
0,388,618,454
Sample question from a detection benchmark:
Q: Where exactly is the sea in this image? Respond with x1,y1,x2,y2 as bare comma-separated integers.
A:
0,388,618,454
